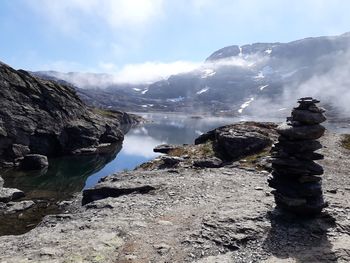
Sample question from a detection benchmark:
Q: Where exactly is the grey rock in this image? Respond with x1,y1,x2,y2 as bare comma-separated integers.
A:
291,109,326,124
1,200,35,215
277,123,325,140
0,176,3,188
273,191,327,216
82,173,157,205
274,139,322,153
196,122,277,161
20,154,48,170
161,156,184,166
193,157,223,168
0,188,25,203
153,144,179,154
6,144,30,158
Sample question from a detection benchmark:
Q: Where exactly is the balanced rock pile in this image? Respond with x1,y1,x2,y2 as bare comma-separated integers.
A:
268,97,327,216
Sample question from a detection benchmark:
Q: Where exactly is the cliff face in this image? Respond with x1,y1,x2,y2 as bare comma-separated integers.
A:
0,61,136,167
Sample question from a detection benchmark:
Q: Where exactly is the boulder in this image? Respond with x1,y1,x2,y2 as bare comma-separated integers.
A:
193,157,223,168
20,154,49,170
0,200,35,215
0,188,25,203
194,122,277,161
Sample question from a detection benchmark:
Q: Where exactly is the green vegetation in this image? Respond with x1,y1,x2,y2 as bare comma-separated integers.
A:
92,108,119,119
169,141,215,158
341,134,350,150
239,148,271,170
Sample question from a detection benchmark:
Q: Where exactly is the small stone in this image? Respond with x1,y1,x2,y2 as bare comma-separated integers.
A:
327,189,337,194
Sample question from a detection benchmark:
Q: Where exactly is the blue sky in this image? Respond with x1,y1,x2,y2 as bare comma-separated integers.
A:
1,0,350,82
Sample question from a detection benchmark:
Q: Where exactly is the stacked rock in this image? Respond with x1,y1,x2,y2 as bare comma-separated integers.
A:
268,97,327,216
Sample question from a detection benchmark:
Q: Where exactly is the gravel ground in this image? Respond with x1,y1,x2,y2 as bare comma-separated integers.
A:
0,131,349,263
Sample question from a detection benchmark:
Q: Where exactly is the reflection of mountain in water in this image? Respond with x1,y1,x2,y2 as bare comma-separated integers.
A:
2,143,122,201
135,113,242,144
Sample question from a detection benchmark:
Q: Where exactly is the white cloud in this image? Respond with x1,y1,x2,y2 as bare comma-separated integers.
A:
27,0,164,34
110,60,200,84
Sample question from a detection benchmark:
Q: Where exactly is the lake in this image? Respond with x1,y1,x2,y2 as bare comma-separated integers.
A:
1,113,349,235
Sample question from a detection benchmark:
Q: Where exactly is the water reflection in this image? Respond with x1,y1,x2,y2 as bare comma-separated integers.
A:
2,143,122,201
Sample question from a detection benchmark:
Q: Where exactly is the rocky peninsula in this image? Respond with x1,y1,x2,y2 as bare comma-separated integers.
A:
0,119,349,262
0,61,140,168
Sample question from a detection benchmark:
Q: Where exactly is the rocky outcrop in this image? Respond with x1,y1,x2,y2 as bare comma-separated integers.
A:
195,122,278,161
0,61,139,167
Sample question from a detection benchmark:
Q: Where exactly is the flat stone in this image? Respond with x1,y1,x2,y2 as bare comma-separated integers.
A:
273,191,327,216
0,188,25,203
291,109,326,124
154,144,180,154
20,154,48,170
271,158,324,175
82,176,157,205
274,139,322,153
268,178,323,197
277,123,325,140
193,157,223,168
271,150,324,160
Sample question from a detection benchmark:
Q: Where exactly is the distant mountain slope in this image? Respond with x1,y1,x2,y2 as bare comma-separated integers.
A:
144,32,350,115
32,32,350,117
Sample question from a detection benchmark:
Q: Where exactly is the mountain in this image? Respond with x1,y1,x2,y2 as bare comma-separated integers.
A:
144,32,350,116
32,32,350,116
0,61,139,167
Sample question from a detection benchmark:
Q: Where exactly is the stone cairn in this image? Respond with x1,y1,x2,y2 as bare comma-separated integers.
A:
268,97,327,216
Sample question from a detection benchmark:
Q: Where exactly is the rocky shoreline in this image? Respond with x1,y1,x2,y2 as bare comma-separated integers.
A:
0,122,349,262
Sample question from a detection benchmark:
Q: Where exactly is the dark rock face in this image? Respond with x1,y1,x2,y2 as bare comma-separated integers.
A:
195,122,277,161
269,97,327,216
0,62,135,167
20,154,48,170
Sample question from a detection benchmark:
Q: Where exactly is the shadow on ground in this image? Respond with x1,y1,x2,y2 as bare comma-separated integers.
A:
263,208,337,262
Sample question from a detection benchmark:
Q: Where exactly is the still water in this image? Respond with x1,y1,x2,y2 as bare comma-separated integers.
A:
1,113,349,235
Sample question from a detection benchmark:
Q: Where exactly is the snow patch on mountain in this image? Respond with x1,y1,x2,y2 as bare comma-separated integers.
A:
259,85,269,91
196,87,210,95
166,97,184,102
141,89,149,94
201,69,216,78
238,97,255,114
